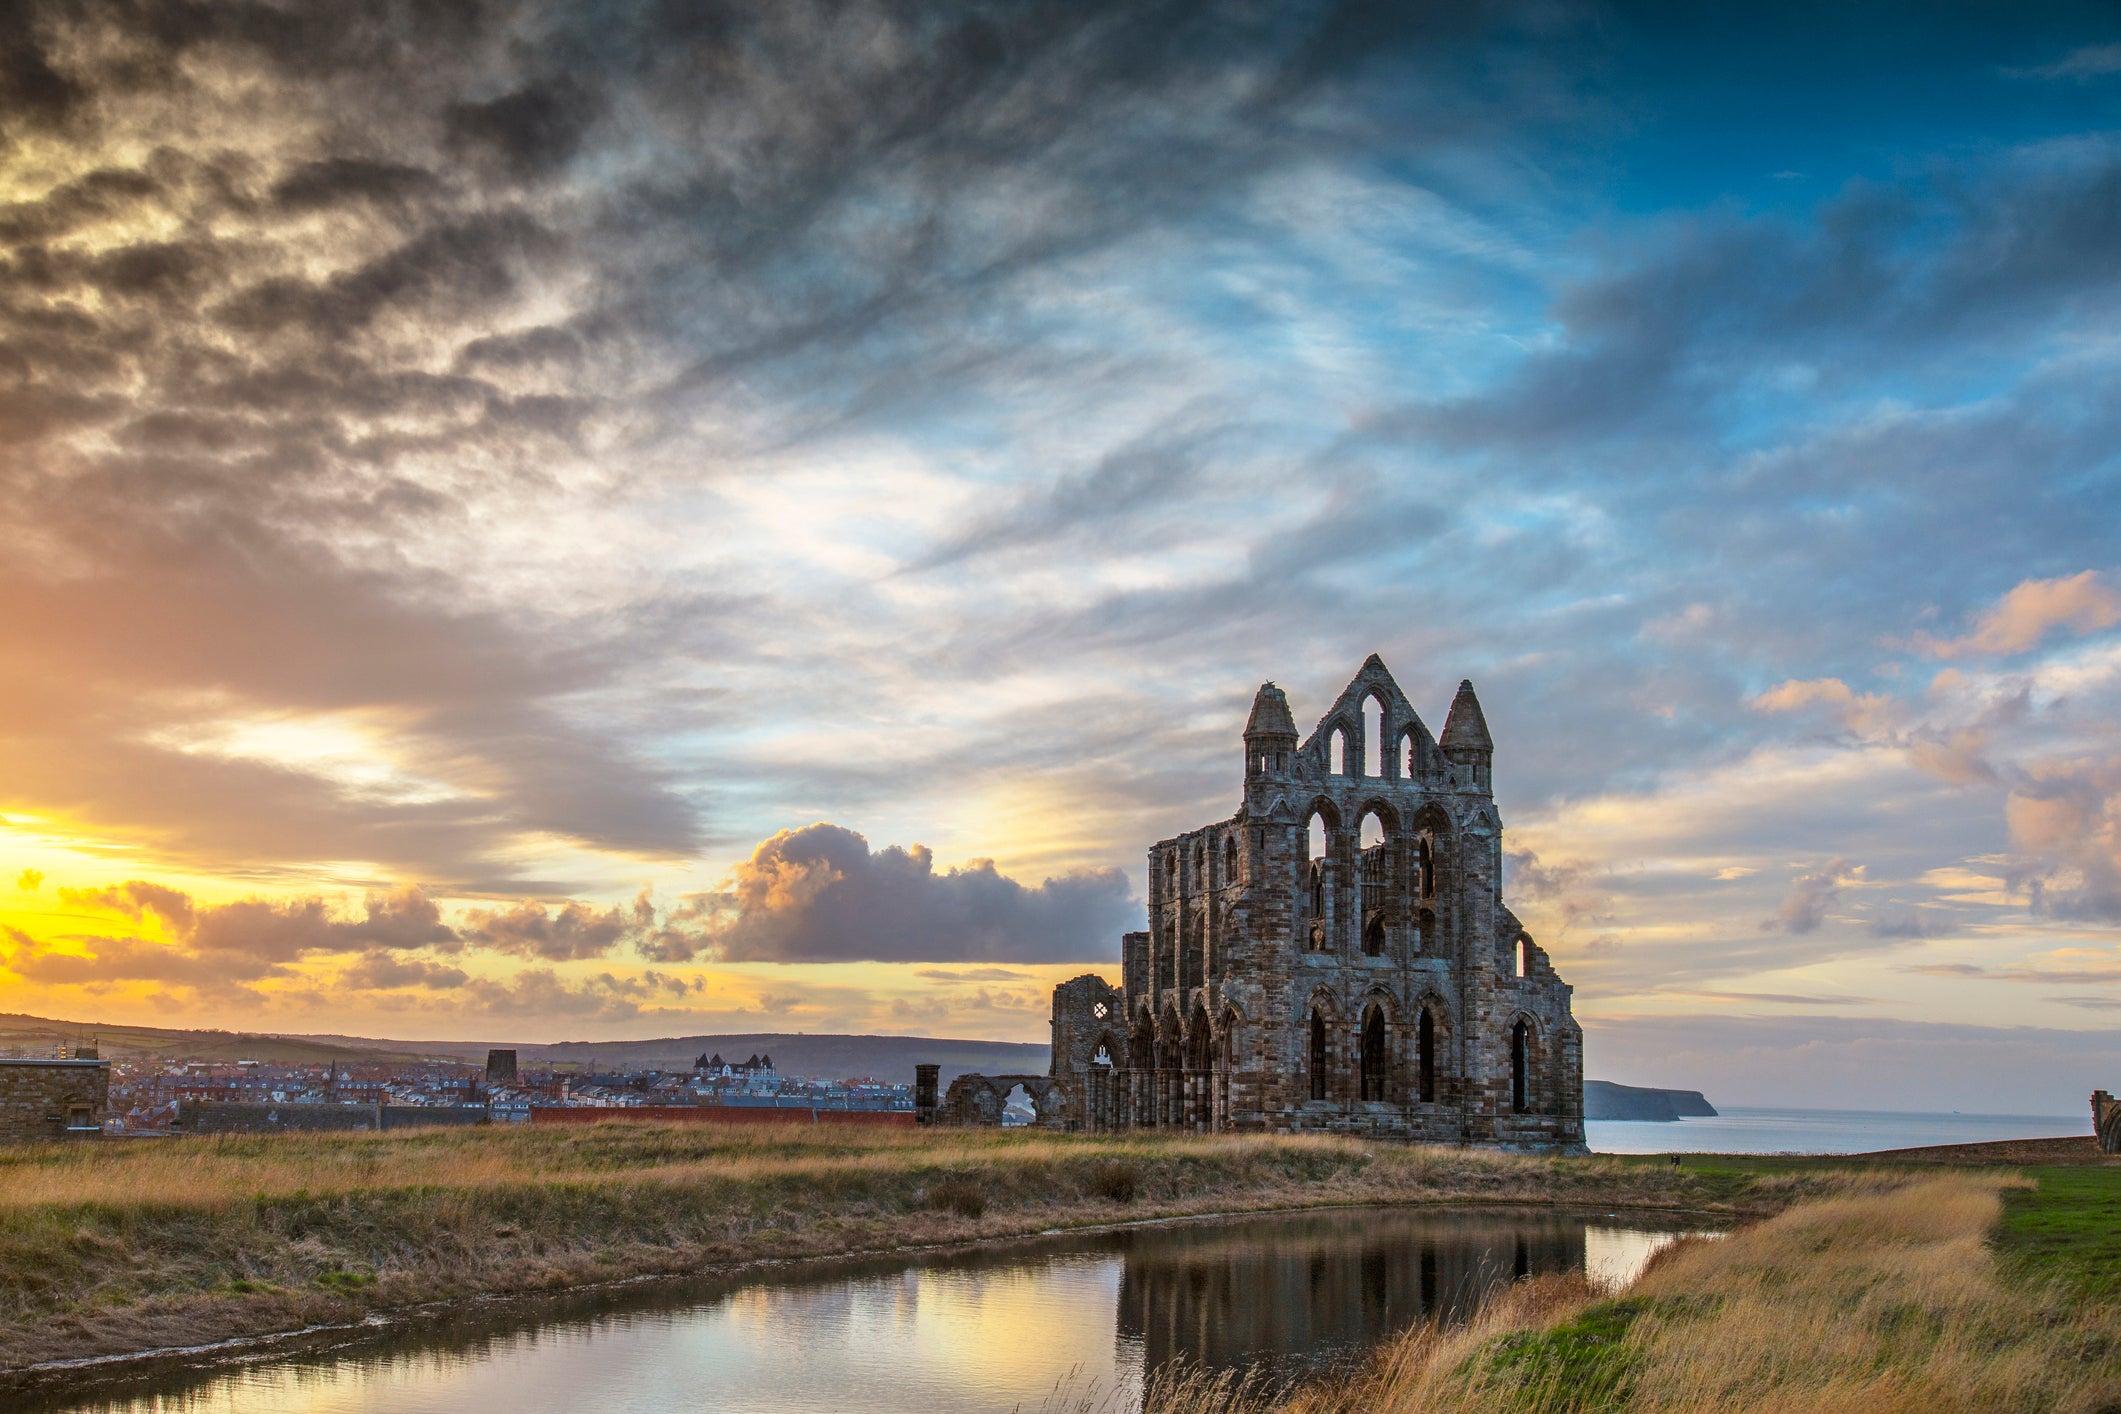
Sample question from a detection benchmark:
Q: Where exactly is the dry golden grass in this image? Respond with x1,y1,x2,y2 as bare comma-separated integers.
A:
1155,1173,2121,1414
0,1122,1791,1381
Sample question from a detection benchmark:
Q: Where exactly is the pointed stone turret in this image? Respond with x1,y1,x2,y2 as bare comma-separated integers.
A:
1244,681,1298,782
1439,678,1493,791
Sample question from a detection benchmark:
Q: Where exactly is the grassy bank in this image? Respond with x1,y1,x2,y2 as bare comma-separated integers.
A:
1155,1161,2121,1413
0,1123,1818,1376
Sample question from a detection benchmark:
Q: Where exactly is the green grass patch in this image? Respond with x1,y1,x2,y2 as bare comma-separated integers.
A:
1993,1164,2121,1302
1475,1296,1661,1410
314,1269,374,1292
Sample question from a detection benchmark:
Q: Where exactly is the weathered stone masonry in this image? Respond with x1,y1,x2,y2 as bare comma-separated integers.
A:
938,656,1585,1153
0,1057,110,1144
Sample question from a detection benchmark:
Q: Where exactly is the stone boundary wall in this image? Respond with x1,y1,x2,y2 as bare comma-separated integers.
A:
0,1059,109,1144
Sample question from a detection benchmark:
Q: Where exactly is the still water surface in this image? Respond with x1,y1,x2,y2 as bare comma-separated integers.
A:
40,1208,1703,1414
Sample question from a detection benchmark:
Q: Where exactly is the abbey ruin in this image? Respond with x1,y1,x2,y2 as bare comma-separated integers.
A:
934,655,1586,1152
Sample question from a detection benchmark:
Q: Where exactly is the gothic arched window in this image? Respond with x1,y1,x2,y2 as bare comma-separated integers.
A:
1309,1011,1328,1101
1418,1008,1437,1103
1511,1019,1531,1114
1360,1006,1388,1102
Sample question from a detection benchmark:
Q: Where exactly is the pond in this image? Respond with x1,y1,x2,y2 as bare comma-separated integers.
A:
33,1207,1711,1414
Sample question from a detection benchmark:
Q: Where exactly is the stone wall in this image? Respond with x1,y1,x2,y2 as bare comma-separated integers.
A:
939,1073,1071,1128
2096,1090,2120,1155
0,1059,109,1144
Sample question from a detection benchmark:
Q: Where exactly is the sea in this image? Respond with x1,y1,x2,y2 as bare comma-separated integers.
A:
1586,1106,2088,1156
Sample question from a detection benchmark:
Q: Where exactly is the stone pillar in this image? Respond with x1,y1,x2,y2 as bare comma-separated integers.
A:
915,1064,940,1126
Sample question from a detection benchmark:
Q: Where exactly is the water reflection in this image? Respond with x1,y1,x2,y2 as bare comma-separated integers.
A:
29,1208,1706,1414
1115,1210,1588,1381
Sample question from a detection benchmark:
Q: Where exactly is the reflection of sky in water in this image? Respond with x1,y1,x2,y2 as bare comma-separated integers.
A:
60,1216,1699,1414
1583,1227,1688,1293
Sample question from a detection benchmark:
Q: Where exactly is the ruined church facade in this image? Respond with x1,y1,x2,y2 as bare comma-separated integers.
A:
936,656,1585,1152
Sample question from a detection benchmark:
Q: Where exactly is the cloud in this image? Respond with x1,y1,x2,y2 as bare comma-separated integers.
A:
6,934,284,992
697,823,1137,963
339,951,471,991
2007,760,2121,922
462,966,704,1020
1668,990,1880,1007
1868,909,1957,940
461,898,638,961
1762,857,1859,934
915,967,1035,982
1749,679,1903,737
2008,44,2121,80
16,869,43,891
1584,1011,2121,1113
36,880,456,978
1910,572,2121,659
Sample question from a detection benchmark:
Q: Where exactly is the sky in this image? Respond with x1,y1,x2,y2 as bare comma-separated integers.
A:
2,0,2120,1112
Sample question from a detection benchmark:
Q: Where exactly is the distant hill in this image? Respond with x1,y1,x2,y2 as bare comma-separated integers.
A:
0,1013,1044,1084
380,1033,1049,1086
0,1013,433,1065
1585,1080,1718,1122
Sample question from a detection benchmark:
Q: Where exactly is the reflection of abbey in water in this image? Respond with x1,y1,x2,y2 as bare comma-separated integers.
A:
930,656,1585,1151
1114,1212,1589,1375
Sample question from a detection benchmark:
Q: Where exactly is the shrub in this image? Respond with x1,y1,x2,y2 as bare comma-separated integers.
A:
927,1177,986,1219
1089,1160,1140,1204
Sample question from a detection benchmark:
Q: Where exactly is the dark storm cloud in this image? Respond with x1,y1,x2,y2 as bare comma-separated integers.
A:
700,823,1136,963
0,0,1550,886
1400,145,2121,452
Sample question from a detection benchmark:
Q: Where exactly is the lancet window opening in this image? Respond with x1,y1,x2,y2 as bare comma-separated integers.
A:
1359,1005,1388,1101
1511,1019,1531,1114
1362,913,1386,956
1417,1008,1437,1103
1305,811,1329,930
1308,1011,1328,1101
1362,697,1384,778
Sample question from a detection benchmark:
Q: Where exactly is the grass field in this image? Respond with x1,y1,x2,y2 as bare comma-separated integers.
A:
1994,1163,2121,1303
1142,1153,2121,1414
0,1123,1819,1378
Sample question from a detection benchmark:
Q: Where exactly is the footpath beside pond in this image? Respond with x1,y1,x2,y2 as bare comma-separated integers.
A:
1,1124,1828,1381
1143,1139,2121,1414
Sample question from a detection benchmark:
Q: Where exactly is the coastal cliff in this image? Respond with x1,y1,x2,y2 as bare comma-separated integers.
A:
1585,1080,1718,1122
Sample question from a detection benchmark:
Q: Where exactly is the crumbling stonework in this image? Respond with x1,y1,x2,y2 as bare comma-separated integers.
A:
0,1058,109,1143
937,656,1585,1152
2096,1090,2120,1155
938,1073,1072,1127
